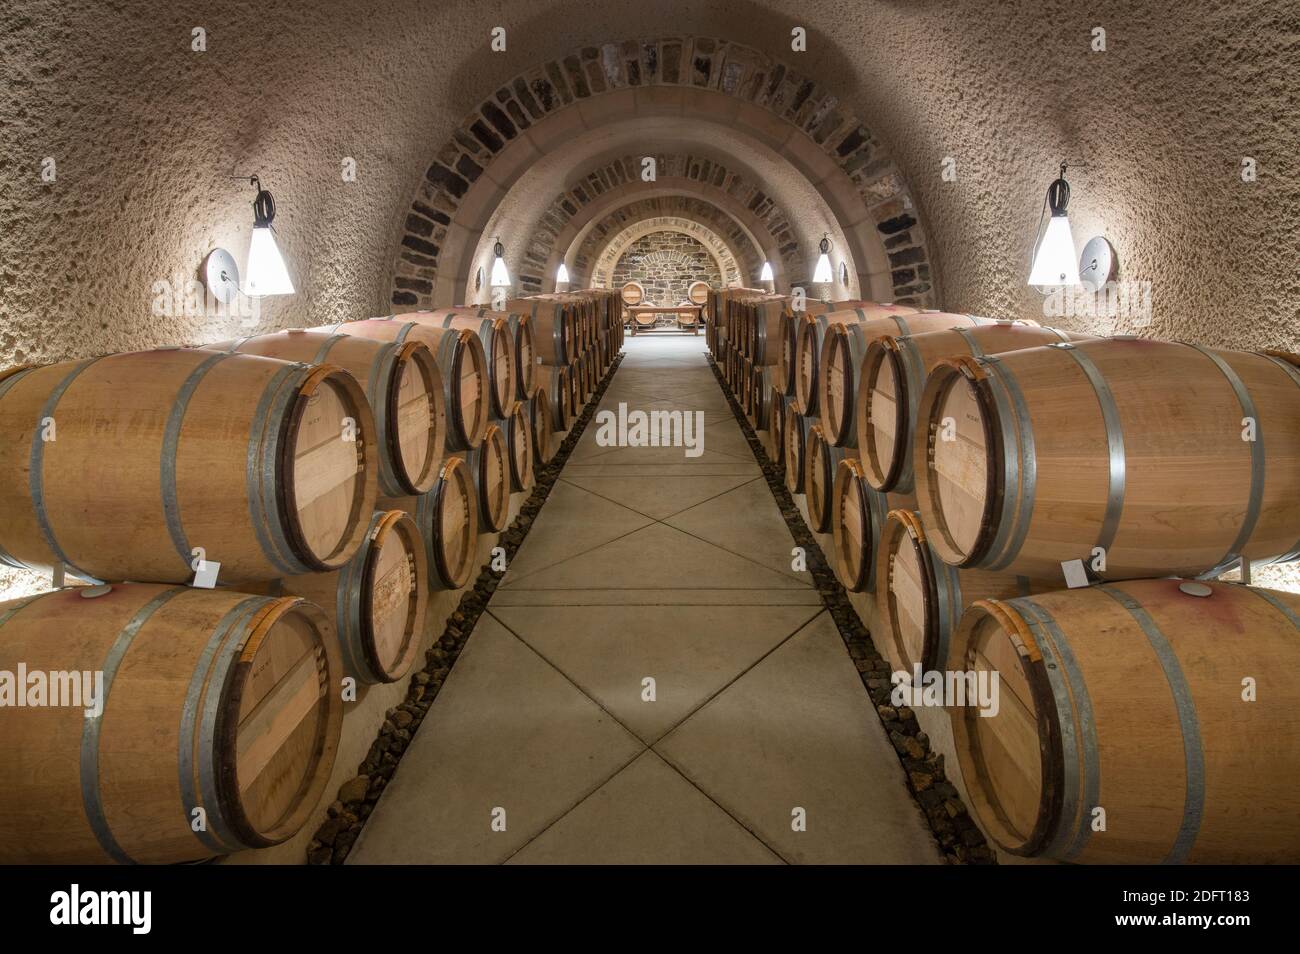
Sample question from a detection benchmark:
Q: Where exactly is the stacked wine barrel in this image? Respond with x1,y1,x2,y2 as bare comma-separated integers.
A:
710,296,1300,864
0,287,622,864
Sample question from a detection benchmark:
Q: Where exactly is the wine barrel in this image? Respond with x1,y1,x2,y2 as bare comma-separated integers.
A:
687,280,711,306
749,297,791,365
875,508,1039,675
504,298,570,367
465,423,510,533
0,583,342,863
948,578,1300,863
545,365,572,431
783,407,812,494
380,457,478,590
397,311,516,420
276,509,427,685
769,390,788,470
205,330,444,498
830,458,891,592
776,299,875,399
528,389,555,467
751,367,773,430
621,281,646,306
328,319,489,452
858,322,1082,491
792,303,923,415
820,313,999,449
915,338,1300,580
424,306,538,400
500,400,534,492
0,350,377,584
804,423,846,532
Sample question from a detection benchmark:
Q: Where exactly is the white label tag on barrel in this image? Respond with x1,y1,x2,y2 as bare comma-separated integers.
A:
1061,559,1089,589
192,560,221,589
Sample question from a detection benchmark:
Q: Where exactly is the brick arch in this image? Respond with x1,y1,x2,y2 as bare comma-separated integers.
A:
391,35,936,308
521,153,794,293
592,216,743,288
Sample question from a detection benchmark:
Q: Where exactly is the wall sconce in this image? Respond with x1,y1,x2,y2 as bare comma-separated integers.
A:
556,262,569,284
204,175,295,303
759,261,774,282
490,238,511,287
812,234,833,284
1028,163,1081,287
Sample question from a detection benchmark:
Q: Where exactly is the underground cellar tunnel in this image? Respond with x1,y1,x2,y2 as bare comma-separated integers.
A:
0,0,1298,907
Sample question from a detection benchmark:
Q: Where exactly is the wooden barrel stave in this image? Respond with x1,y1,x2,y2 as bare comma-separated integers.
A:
949,578,1300,863
0,350,377,584
915,339,1300,580
380,457,478,591
276,509,427,686
330,320,490,453
0,583,342,863
857,321,1084,493
463,423,510,533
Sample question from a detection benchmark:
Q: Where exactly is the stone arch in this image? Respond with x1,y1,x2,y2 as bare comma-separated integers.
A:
593,216,741,288
390,36,936,309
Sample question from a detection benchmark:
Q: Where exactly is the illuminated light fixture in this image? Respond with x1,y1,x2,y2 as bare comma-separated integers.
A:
759,261,774,282
490,238,511,287
203,175,295,303
1028,163,1081,287
556,262,569,284
812,234,834,284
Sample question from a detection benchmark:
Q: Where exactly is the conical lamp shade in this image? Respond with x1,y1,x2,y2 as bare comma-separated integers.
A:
244,227,294,296
760,261,774,281
812,252,833,284
491,255,511,287
556,263,569,283
1028,215,1081,286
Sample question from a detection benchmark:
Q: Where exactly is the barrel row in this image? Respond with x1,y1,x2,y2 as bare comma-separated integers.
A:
0,287,623,864
722,298,1300,864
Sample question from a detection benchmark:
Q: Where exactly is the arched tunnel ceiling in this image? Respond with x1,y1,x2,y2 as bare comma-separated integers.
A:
594,216,742,288
514,153,794,292
1,2,1295,371
581,207,758,288
391,36,932,309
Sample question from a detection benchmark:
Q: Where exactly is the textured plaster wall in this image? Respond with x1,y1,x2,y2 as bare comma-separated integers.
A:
3,0,1295,368
1,1,1296,594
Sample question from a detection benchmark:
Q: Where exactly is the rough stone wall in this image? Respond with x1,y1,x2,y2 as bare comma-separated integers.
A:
611,231,721,303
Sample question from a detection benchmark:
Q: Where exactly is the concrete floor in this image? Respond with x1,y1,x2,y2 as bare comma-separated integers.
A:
349,333,941,864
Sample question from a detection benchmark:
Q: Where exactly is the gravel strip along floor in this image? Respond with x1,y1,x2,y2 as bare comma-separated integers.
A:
307,353,626,865
704,355,996,866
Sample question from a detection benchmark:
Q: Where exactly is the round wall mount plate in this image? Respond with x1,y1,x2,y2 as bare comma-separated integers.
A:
203,248,241,304
1079,236,1115,292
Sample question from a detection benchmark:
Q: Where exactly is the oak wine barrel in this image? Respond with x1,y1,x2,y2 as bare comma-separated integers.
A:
776,299,876,399
504,298,570,367
545,365,573,431
830,458,890,592
500,400,535,492
793,303,923,415
328,319,490,452
783,407,812,494
687,280,711,306
528,389,555,467
0,350,377,584
205,329,444,498
915,338,1300,580
875,507,1039,675
380,457,478,590
397,311,516,420
769,389,787,471
804,422,846,532
949,578,1300,863
0,583,342,863
750,367,773,430
464,423,510,533
819,313,1000,449
621,281,646,306
858,321,1081,491
276,509,427,685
